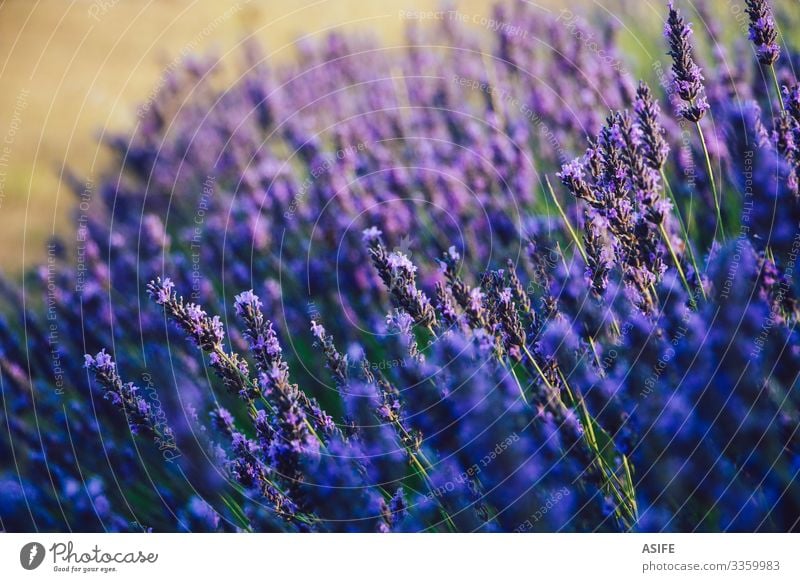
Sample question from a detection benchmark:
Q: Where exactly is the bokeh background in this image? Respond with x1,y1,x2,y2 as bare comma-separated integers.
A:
0,0,647,272
0,0,796,271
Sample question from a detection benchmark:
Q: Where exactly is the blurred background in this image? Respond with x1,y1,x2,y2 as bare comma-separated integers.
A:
0,0,785,272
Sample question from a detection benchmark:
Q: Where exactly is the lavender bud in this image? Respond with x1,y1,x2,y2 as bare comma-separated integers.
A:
665,3,710,122
634,81,670,170
368,235,437,328
745,0,780,65
310,318,349,387
84,350,169,439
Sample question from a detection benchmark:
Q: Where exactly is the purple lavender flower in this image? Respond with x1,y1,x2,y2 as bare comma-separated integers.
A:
665,3,710,122
361,226,383,243
786,84,800,122
775,109,799,195
379,488,408,532
84,350,168,439
367,235,437,328
234,289,283,371
634,81,670,170
148,278,259,400
310,318,349,388
583,210,614,296
745,0,780,65
151,276,175,305
148,277,224,350
558,159,594,202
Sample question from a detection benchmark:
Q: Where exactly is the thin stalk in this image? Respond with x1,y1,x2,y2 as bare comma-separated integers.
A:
576,397,635,526
660,169,706,300
587,336,604,377
546,176,588,263
622,456,639,517
646,282,659,313
507,360,529,404
695,121,725,241
425,324,439,340
609,316,621,338
659,222,693,302
557,370,637,528
555,241,570,275
403,438,458,533
410,455,458,532
521,345,555,392
219,493,253,531
545,176,626,335
520,344,636,528
366,358,457,532
770,65,785,114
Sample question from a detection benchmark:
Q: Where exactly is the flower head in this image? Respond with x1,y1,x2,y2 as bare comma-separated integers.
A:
665,3,709,122
234,290,262,316
634,81,669,170
745,0,780,65
361,226,383,243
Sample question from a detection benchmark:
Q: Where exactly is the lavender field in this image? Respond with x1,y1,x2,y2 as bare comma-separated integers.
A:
1,0,799,533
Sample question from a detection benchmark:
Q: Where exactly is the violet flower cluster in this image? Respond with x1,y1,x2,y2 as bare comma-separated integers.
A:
665,2,710,122
1,1,799,532
746,0,780,65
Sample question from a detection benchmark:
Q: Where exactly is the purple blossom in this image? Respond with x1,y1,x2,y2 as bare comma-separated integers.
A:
634,81,670,170
361,226,383,243
84,350,168,439
386,251,417,274
745,0,780,65
151,277,174,305
665,3,710,122
233,290,262,316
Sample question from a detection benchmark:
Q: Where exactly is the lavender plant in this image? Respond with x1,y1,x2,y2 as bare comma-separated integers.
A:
1,0,799,533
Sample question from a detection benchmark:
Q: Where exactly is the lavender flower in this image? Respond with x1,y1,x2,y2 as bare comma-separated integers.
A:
149,278,257,400
367,235,437,328
148,277,224,350
775,110,799,195
665,3,709,122
745,0,780,65
483,271,526,361
439,247,488,329
583,210,614,296
84,350,169,440
234,290,282,372
310,318,348,387
558,159,594,202
227,429,300,521
634,81,670,170
786,84,800,122
379,488,408,532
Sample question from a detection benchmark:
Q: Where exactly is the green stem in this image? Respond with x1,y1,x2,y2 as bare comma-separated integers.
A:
659,222,693,303
546,176,588,263
399,430,457,532
695,121,725,241
587,335,604,377
519,344,637,528
558,370,638,528
660,169,705,301
770,65,785,114
507,360,529,404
